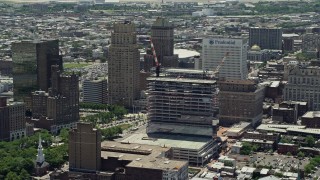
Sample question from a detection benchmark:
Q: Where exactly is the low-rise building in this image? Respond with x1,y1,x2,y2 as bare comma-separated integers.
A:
226,122,251,138
277,143,299,155
301,111,320,128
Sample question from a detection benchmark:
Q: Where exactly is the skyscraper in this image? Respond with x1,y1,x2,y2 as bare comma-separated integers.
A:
12,40,62,101
69,122,101,172
150,17,178,68
108,21,140,108
202,37,248,80
144,17,178,71
249,27,283,50
28,65,79,133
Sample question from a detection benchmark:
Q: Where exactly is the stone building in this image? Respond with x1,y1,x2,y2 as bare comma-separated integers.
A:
108,21,140,108
218,79,265,126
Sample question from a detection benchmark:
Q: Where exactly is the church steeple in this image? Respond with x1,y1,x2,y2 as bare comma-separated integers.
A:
36,135,45,165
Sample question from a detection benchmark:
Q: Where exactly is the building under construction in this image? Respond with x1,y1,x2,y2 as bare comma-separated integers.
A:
147,76,218,136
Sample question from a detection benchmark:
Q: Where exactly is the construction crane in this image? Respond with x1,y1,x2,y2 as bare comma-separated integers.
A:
211,52,229,78
149,37,161,77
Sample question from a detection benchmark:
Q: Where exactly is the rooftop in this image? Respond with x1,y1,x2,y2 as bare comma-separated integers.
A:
121,133,212,150
147,77,216,84
302,111,320,118
101,141,187,171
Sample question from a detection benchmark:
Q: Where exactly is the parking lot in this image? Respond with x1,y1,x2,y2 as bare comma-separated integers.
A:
237,153,310,172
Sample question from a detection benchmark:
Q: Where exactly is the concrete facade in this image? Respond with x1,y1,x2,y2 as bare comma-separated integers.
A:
284,65,320,110
218,79,265,126
69,123,101,172
202,37,248,80
83,79,108,104
0,97,26,141
108,21,140,108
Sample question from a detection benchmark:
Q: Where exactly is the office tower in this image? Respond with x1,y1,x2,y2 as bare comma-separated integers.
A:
108,21,140,108
202,37,248,80
0,97,26,141
147,76,218,136
28,65,79,133
12,40,62,101
284,65,320,110
218,79,265,127
69,123,101,172
147,17,178,68
302,33,320,54
83,79,108,104
249,27,283,50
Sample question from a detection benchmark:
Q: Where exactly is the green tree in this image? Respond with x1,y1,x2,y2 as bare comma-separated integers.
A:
5,172,19,180
240,142,256,155
19,169,30,180
298,151,305,158
305,135,315,147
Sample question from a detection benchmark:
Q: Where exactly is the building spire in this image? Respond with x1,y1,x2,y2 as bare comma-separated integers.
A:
36,135,45,165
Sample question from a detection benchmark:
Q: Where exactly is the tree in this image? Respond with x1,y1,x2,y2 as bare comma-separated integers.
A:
240,142,256,155
305,135,315,147
5,172,19,180
298,151,305,158
19,169,30,180
287,152,292,156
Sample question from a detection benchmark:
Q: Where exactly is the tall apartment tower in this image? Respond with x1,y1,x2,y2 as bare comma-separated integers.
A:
249,27,283,50
108,21,140,108
202,37,248,80
69,122,101,172
12,40,62,101
0,97,26,141
218,79,265,127
284,65,320,110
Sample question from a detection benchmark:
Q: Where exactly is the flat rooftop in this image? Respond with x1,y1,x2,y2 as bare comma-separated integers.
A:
101,141,170,160
122,133,212,150
101,141,187,170
302,111,320,118
165,68,213,74
147,77,216,84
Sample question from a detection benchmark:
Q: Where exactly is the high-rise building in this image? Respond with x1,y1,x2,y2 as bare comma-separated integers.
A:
218,79,265,126
27,65,79,133
147,76,218,137
249,27,283,50
83,79,108,104
69,122,101,172
146,17,178,68
12,40,62,101
202,37,248,80
0,97,26,141
302,33,320,54
284,65,320,110
0,97,10,141
108,21,140,108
